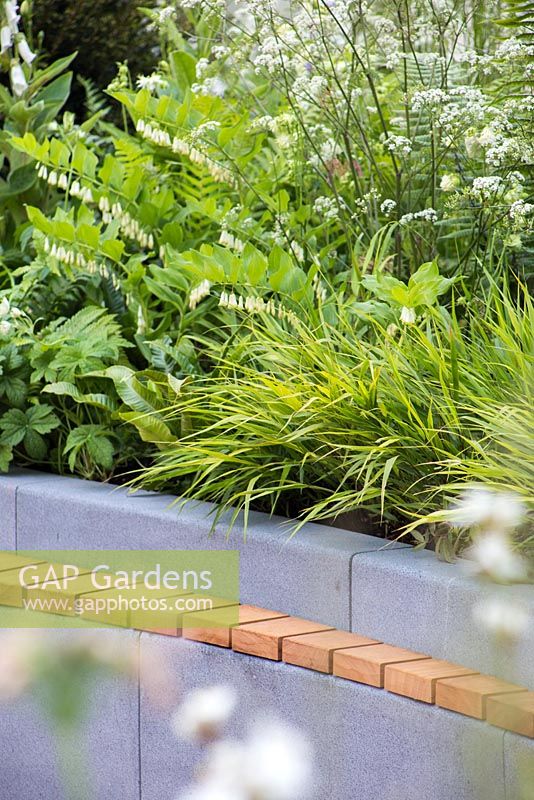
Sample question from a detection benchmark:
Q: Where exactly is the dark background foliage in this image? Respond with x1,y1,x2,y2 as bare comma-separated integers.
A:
32,0,160,115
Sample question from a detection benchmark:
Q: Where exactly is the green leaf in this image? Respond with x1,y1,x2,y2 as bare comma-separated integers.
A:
26,404,61,434
119,411,175,445
0,409,28,445
0,444,13,472
23,430,47,461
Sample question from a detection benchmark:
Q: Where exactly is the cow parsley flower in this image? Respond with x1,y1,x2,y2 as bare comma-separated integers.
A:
181,720,312,800
384,134,412,156
380,198,397,216
313,196,339,221
472,176,502,196
241,721,313,800
400,208,437,225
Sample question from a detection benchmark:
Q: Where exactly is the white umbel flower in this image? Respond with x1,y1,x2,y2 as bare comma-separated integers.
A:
452,486,525,531
400,306,416,324
0,320,11,336
10,60,27,96
171,685,237,742
468,530,528,583
440,174,459,192
473,597,529,641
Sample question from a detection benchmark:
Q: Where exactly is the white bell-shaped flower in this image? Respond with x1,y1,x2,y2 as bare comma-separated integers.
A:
10,60,28,96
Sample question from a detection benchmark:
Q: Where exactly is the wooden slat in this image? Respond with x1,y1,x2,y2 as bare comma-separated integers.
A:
385,658,479,703
333,644,430,687
183,605,288,647
128,592,237,634
232,616,334,661
282,629,381,674
1,561,94,609
486,692,534,737
0,552,46,574
436,674,527,719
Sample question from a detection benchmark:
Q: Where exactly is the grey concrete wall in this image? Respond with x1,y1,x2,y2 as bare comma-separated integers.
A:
1,627,532,800
0,628,140,800
0,470,532,800
139,634,512,800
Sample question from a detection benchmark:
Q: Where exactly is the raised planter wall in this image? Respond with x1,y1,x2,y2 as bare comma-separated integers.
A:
0,469,533,800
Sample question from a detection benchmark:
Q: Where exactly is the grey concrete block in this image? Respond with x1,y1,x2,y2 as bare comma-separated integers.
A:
503,732,534,800
0,628,140,800
351,547,534,685
351,547,458,656
139,633,506,800
0,469,72,551
444,575,534,687
13,470,405,629
0,474,17,550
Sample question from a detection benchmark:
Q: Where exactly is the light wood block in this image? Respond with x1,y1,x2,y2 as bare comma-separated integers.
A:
183,605,288,647
134,593,238,636
486,692,534,737
232,616,334,661
0,552,46,574
436,674,527,719
333,643,430,687
283,629,381,673
1,561,94,609
385,658,479,703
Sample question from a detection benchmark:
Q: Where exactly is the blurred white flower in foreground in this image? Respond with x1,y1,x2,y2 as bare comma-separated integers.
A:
179,720,312,800
0,631,43,700
241,720,313,800
467,530,528,583
172,685,237,742
473,597,529,641
452,485,525,531
174,689,313,800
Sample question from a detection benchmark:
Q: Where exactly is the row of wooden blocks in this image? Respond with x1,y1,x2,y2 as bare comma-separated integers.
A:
159,604,534,740
1,550,531,740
